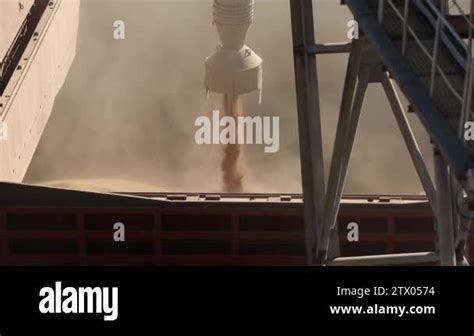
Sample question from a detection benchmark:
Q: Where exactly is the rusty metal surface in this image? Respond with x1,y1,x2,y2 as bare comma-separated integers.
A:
0,181,438,266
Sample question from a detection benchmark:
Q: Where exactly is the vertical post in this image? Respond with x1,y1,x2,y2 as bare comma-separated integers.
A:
468,1,474,129
290,0,325,265
434,148,456,266
402,0,410,55
378,0,385,23
464,57,474,129
450,172,465,263
459,1,474,138
430,0,446,95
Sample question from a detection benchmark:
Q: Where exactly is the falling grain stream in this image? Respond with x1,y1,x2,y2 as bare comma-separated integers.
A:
221,94,244,192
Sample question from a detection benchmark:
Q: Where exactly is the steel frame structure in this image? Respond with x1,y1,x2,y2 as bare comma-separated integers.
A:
290,0,474,266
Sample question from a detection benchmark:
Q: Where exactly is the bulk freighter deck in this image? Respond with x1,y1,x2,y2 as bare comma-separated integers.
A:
0,182,447,266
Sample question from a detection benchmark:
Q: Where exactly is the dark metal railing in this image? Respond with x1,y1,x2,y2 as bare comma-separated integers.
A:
378,0,474,141
0,0,49,96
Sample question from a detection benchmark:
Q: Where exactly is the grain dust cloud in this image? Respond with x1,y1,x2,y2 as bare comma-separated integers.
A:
24,0,433,194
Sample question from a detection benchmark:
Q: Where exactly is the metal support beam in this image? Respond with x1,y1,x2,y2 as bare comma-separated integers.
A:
433,149,457,266
320,41,372,263
328,252,439,266
294,42,352,55
451,173,468,264
318,40,362,262
290,0,326,265
380,73,437,215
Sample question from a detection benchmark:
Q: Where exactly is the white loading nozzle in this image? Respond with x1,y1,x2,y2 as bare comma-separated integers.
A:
205,0,263,102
